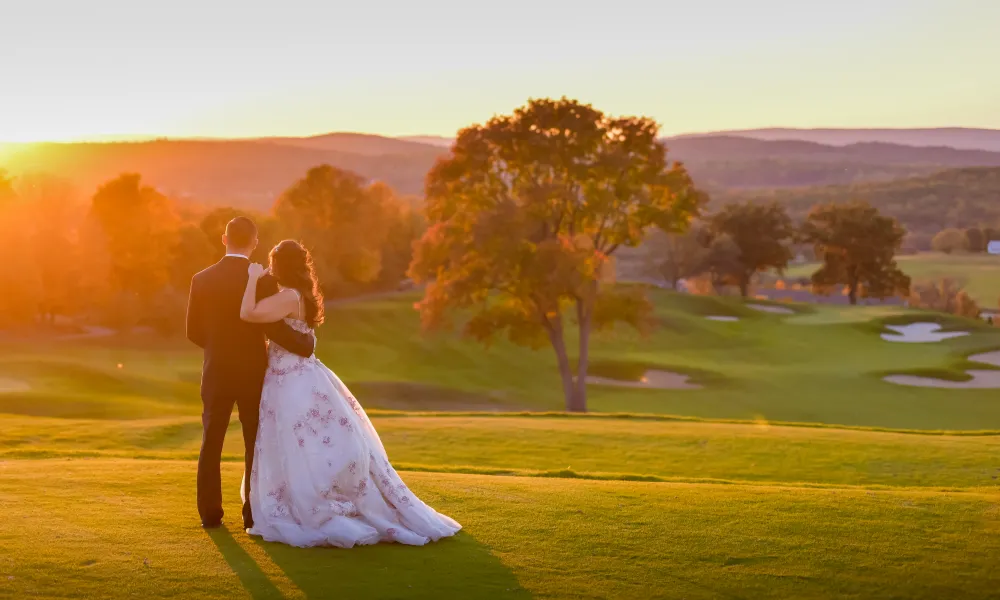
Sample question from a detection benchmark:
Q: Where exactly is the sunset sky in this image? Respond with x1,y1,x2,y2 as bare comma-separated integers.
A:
2,0,997,142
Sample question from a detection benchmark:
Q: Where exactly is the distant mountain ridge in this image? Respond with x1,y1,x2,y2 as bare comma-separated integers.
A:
4,130,1000,209
671,128,1000,152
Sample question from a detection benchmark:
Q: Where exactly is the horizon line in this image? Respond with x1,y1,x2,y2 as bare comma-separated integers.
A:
3,125,1000,146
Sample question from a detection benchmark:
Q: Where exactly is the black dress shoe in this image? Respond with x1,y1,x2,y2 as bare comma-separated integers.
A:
201,521,223,529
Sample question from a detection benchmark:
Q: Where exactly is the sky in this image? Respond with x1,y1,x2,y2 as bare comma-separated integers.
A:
1,0,998,142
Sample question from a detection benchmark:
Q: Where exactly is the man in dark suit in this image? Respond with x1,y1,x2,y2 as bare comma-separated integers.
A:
186,216,315,529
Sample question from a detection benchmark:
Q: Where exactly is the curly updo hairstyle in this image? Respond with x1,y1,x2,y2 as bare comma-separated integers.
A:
268,240,325,328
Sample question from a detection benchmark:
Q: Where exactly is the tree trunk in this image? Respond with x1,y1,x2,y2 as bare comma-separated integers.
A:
849,275,859,305
738,275,750,298
546,318,578,412
570,294,594,414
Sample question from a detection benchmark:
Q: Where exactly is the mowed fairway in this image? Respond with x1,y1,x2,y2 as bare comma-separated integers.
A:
2,292,1000,598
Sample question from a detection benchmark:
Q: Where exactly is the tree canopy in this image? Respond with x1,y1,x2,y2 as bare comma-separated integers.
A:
801,201,910,305
274,165,418,297
708,201,794,297
410,97,706,412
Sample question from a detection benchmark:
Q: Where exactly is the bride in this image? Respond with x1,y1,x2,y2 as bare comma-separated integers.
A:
238,239,461,548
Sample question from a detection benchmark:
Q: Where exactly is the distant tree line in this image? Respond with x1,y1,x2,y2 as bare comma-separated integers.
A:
643,200,910,306
0,166,423,332
717,167,1000,251
930,226,1000,254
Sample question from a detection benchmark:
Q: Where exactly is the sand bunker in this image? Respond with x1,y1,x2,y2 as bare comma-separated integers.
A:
0,378,31,393
586,370,702,390
705,316,739,322
881,322,969,343
747,304,794,315
884,351,1000,389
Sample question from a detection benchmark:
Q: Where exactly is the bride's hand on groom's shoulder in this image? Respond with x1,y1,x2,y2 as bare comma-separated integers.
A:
248,263,267,280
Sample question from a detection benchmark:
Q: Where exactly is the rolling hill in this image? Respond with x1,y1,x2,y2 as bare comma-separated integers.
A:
720,166,1000,241
0,137,446,209
674,127,1000,152
4,131,1000,210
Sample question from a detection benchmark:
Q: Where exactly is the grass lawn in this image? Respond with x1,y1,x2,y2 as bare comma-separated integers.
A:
3,292,1000,598
3,290,1000,430
2,459,999,600
783,252,1000,307
3,413,1000,489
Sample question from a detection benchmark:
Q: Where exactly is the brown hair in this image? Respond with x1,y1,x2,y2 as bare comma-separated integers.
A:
268,240,324,328
225,216,257,248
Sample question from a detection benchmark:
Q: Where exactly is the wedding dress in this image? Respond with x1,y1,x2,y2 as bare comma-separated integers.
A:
246,318,461,547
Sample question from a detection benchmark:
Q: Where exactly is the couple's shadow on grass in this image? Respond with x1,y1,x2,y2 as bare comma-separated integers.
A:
207,526,529,599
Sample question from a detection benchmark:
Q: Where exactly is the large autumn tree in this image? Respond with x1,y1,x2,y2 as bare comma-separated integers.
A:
801,201,910,304
709,201,795,297
409,98,706,412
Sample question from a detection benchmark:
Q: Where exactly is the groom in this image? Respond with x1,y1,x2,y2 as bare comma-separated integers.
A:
186,216,315,529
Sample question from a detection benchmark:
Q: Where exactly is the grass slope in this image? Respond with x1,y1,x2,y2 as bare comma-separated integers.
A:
4,291,1000,429
3,414,1000,489
3,460,999,600
5,290,1000,597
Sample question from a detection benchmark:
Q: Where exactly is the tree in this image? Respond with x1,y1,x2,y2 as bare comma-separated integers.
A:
642,224,711,290
909,279,979,318
931,228,969,254
801,201,911,305
377,196,425,288
88,174,178,324
17,174,84,324
709,201,794,297
409,97,705,412
170,224,216,291
963,227,986,253
0,170,41,327
703,233,744,294
198,206,280,264
274,166,401,297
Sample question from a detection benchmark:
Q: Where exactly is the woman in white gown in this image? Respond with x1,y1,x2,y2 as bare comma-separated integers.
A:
238,240,461,548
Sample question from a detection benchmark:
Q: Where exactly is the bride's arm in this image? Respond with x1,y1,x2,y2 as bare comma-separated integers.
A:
240,265,298,323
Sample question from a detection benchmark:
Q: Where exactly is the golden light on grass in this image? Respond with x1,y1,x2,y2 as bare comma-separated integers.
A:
753,415,771,431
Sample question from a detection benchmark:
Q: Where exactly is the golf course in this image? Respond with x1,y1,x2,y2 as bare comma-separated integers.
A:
783,252,1000,307
2,290,1000,599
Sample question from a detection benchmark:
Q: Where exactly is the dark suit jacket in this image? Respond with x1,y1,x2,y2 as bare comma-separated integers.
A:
186,255,314,400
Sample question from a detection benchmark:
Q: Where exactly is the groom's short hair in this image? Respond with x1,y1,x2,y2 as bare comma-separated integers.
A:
225,216,257,248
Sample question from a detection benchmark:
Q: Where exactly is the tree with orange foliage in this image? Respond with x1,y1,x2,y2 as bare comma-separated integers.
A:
17,174,84,324
409,98,705,412
88,174,178,329
0,170,41,327
274,166,405,297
